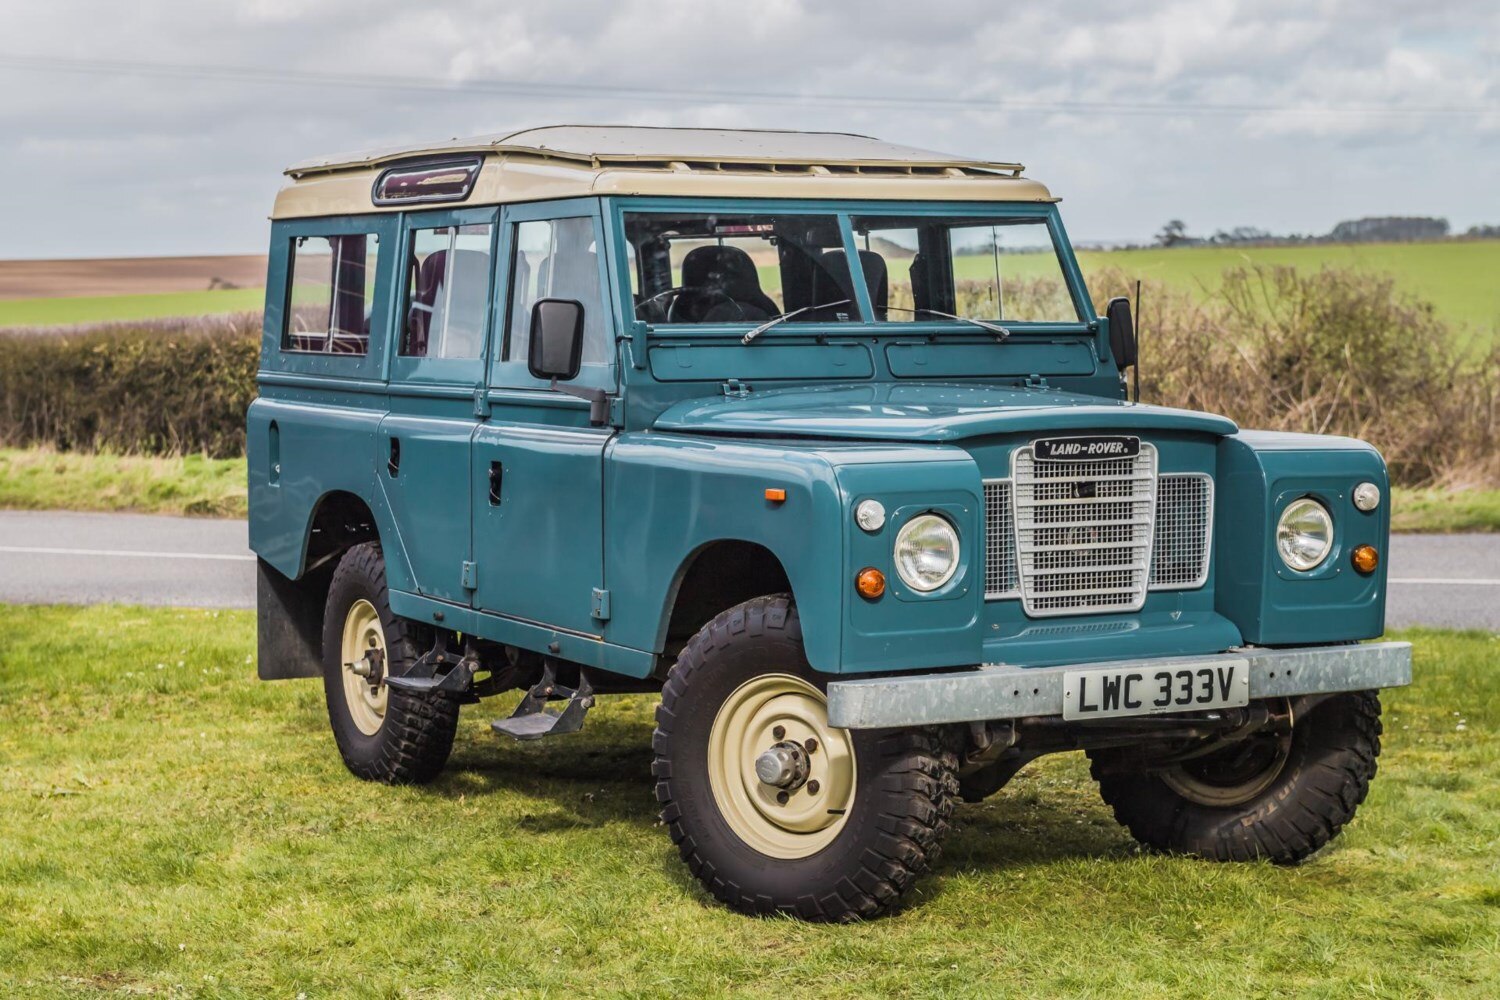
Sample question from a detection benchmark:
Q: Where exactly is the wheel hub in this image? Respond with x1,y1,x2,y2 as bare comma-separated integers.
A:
707,673,857,859
754,741,810,789
340,599,389,737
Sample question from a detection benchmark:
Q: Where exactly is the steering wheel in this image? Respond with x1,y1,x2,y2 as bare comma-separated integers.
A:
667,288,745,324
635,286,687,320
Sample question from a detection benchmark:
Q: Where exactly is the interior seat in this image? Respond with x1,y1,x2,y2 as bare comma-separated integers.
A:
811,249,888,318
671,245,778,323
405,249,448,356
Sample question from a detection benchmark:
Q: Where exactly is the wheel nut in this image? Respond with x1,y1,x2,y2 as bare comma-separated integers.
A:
772,725,786,740
776,791,789,805
807,779,820,795
804,737,818,754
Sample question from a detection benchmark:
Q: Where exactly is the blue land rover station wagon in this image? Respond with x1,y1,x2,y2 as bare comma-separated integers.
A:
250,126,1411,921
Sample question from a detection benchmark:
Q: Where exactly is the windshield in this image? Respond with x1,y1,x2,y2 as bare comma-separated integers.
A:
623,212,861,325
849,215,1080,324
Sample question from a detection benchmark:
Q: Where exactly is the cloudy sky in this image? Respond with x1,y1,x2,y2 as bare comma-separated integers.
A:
1,0,1495,258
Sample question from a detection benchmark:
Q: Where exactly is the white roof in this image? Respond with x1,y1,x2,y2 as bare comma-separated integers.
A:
285,125,1024,177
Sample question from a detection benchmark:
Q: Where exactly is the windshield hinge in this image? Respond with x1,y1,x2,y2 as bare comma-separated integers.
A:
1022,375,1049,389
722,378,752,398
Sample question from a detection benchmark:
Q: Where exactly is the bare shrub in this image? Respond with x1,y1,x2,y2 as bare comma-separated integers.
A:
1090,265,1499,488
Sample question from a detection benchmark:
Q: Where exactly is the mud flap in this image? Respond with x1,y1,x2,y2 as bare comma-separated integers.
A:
257,558,327,680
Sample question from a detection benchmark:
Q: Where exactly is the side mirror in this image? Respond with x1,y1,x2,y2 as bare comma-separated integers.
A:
527,298,585,381
1105,296,1137,369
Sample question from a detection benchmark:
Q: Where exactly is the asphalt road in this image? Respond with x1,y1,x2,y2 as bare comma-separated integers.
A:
0,511,1495,630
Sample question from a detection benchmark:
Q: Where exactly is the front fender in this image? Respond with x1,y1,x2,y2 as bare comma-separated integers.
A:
604,433,846,671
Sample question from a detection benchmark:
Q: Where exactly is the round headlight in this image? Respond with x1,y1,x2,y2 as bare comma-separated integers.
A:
1276,498,1334,571
893,514,960,592
1353,482,1381,512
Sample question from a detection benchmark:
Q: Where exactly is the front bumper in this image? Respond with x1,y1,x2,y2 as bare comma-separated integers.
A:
826,641,1412,729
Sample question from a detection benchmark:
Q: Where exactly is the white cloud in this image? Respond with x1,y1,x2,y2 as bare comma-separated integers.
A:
0,0,1494,256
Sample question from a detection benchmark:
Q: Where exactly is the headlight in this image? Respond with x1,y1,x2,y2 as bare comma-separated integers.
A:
1276,498,1334,571
893,514,960,592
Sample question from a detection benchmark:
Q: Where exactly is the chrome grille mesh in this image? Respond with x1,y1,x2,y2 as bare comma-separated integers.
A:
1012,445,1157,616
1150,474,1214,589
983,448,1216,615
982,481,1017,597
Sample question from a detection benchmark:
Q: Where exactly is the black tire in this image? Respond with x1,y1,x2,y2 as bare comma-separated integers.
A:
652,595,959,922
1088,691,1382,863
321,542,458,784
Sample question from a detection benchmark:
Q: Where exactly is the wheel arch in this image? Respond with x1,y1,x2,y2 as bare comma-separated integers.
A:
657,538,795,658
258,488,401,681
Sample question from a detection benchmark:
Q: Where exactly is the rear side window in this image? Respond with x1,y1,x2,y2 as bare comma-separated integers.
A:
283,234,381,354
400,224,493,359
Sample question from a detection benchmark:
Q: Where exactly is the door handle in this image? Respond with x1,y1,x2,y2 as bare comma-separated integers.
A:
488,461,503,505
387,438,401,478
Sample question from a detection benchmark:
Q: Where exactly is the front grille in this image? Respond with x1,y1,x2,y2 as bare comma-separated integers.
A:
1150,474,1214,588
983,481,1017,596
1011,444,1157,616
983,447,1215,615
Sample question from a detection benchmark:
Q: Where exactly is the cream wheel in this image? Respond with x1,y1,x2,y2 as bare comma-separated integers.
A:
707,672,856,859
340,598,388,736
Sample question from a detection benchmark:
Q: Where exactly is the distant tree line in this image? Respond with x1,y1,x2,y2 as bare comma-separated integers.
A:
1116,216,1498,250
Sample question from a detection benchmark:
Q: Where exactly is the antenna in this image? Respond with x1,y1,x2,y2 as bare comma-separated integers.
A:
1133,278,1142,403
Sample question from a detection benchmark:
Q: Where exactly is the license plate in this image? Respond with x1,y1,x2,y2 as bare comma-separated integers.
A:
1062,660,1249,721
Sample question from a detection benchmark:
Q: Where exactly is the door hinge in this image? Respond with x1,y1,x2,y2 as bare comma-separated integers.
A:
591,587,611,621
462,561,479,590
473,386,492,418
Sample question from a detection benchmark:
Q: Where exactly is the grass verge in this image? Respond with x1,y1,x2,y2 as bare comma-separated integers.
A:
2,448,1496,532
1392,487,1500,534
0,448,247,518
0,605,1495,997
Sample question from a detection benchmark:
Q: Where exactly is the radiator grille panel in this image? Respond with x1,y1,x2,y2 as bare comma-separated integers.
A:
983,481,1017,596
1012,445,1157,617
983,454,1215,614
1150,474,1214,589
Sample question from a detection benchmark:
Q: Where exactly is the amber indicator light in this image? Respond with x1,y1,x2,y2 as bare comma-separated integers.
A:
1351,545,1379,574
856,567,886,599
764,487,787,503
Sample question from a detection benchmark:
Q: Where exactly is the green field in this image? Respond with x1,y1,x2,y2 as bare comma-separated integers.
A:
2,241,1495,345
1071,240,1500,341
0,605,1495,997
0,288,263,328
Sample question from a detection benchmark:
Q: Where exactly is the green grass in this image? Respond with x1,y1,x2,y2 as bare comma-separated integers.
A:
0,288,264,328
1072,241,1500,346
0,605,1495,997
1392,488,1500,534
0,448,247,518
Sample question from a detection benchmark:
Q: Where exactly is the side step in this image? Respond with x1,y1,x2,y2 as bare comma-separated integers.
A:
492,663,595,741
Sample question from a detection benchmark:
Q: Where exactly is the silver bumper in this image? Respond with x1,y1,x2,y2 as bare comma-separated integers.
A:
826,641,1412,730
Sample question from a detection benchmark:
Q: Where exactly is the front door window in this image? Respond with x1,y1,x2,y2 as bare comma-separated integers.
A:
508,217,610,365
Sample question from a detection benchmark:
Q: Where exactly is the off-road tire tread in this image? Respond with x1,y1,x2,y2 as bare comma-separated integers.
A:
324,542,459,785
652,595,958,922
1089,690,1381,864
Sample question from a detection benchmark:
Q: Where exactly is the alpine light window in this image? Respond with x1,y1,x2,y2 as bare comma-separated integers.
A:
373,158,482,206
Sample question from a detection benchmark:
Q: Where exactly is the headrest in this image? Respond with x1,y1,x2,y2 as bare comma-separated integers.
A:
681,245,765,300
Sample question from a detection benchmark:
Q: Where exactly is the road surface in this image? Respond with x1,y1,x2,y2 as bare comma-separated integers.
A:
0,511,1495,630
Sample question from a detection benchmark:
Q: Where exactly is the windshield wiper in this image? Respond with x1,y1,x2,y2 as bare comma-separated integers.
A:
879,305,1011,340
741,299,852,344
